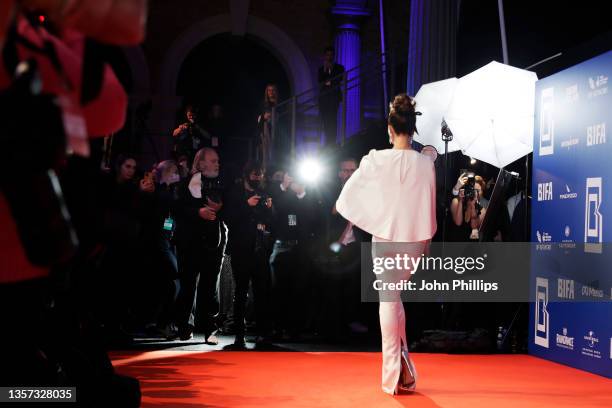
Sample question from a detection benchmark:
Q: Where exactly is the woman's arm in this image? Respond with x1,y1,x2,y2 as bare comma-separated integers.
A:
451,197,463,226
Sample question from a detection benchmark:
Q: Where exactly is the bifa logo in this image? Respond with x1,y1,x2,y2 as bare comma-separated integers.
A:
539,88,554,156
588,75,608,98
538,182,553,201
559,184,578,200
587,123,606,147
557,278,574,299
556,328,575,350
584,177,603,254
535,277,550,348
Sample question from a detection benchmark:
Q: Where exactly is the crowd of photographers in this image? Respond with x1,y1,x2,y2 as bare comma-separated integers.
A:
95,143,377,350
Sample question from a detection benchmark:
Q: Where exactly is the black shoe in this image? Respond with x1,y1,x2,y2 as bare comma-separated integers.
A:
178,326,194,341
164,324,180,341
223,335,247,350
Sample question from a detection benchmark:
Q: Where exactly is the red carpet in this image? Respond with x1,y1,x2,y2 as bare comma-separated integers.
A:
111,351,612,407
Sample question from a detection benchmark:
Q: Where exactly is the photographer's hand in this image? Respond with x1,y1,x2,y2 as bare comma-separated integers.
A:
172,123,189,137
290,182,305,197
454,174,468,191
139,179,155,193
207,197,222,212
281,174,293,191
198,207,217,221
247,195,261,207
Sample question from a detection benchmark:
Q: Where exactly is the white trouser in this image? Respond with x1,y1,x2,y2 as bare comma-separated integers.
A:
372,237,427,394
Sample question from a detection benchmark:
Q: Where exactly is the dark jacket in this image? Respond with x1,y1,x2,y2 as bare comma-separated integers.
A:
225,181,275,254
318,62,345,106
173,174,224,251
269,182,313,243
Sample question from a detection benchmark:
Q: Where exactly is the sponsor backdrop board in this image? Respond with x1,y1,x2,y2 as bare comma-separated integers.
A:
530,51,612,378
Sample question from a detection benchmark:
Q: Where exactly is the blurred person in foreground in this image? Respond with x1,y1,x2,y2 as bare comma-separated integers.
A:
0,0,147,405
336,94,436,395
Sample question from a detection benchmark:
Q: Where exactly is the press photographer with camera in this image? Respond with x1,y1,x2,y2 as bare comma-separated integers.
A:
224,161,275,348
450,171,488,241
172,147,225,343
172,105,213,161
269,167,315,340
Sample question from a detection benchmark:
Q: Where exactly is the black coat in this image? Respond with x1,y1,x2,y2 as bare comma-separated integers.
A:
173,175,224,251
318,63,345,107
269,182,314,243
224,182,275,254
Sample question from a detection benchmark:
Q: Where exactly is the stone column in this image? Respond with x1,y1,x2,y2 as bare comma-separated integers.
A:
332,1,370,141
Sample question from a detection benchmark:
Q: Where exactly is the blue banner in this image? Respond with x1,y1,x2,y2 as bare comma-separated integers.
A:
529,51,612,378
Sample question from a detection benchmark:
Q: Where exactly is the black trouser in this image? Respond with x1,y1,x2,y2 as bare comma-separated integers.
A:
231,245,272,337
175,243,223,334
154,236,179,328
269,240,310,333
320,99,339,146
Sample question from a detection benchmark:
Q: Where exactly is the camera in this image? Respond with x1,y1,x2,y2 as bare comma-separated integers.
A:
459,170,477,201
464,173,476,200
201,176,223,204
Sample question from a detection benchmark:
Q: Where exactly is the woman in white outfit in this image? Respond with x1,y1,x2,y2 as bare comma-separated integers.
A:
336,94,437,395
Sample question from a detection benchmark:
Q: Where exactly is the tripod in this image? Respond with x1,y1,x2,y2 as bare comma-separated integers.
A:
441,119,454,244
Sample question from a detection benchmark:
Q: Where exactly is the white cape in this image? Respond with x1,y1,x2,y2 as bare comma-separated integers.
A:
336,149,437,242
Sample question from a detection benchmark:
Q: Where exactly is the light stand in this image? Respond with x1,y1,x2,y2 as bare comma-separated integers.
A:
441,119,453,243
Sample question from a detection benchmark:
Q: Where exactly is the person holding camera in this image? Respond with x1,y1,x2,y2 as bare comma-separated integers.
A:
142,160,181,338
172,147,224,343
172,105,212,162
269,169,314,340
319,158,371,340
450,172,488,241
224,161,275,348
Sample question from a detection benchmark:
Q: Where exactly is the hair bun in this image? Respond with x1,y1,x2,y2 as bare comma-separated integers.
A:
388,93,419,136
390,94,416,117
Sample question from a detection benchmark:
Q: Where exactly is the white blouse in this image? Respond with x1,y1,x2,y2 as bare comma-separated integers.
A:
336,149,437,243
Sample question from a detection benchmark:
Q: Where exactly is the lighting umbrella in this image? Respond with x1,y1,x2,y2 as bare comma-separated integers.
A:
445,61,538,168
414,77,461,154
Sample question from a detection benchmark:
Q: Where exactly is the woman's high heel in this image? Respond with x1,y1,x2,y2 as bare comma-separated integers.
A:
395,346,416,394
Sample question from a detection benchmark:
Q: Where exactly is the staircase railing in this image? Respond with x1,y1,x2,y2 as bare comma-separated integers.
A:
270,48,407,158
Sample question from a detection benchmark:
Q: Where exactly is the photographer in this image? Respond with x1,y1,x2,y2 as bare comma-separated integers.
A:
142,160,181,337
173,147,224,343
450,172,488,241
225,161,275,348
269,169,315,340
320,158,371,339
172,105,213,162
